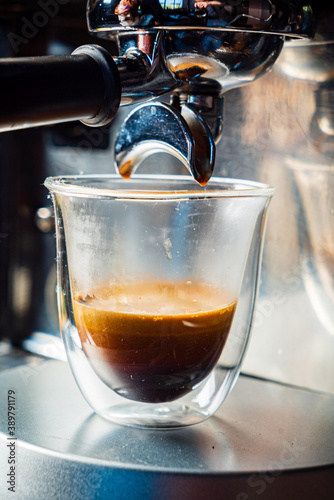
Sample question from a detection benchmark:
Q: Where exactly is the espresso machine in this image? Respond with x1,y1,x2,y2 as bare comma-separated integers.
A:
0,1,333,498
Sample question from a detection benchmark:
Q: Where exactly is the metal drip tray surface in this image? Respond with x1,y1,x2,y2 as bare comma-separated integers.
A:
0,360,333,499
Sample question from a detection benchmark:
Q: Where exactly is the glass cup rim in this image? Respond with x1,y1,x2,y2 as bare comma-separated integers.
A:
44,174,275,200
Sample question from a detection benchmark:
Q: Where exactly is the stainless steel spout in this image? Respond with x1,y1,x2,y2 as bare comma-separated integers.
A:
115,99,216,184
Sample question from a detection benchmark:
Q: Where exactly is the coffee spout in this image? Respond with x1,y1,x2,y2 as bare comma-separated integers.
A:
115,96,217,185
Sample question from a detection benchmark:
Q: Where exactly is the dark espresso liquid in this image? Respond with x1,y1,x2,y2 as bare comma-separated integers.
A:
73,282,237,403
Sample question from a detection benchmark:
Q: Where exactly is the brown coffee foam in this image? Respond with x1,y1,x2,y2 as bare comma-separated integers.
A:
73,281,237,403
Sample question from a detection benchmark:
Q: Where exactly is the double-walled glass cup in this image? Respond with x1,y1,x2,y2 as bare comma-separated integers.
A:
45,175,274,428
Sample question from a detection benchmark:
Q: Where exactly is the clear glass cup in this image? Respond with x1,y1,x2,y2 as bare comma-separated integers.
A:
45,174,274,428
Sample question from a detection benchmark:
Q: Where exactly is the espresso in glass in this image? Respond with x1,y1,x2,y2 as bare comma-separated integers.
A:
73,280,237,403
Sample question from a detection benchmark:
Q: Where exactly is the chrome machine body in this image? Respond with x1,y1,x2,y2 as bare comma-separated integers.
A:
87,0,314,183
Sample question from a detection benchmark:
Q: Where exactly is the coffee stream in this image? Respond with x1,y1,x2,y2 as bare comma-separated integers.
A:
73,281,237,403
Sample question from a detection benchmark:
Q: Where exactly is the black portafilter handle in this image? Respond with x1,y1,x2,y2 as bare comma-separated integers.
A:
0,45,121,132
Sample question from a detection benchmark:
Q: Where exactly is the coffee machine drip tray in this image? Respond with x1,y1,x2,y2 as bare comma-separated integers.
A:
0,359,333,499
